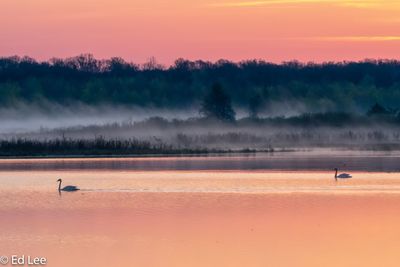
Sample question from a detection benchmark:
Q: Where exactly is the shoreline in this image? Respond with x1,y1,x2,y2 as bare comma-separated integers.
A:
1,146,400,160
0,150,399,173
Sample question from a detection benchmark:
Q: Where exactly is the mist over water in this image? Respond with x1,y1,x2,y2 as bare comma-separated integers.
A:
0,102,197,134
1,101,400,153
0,101,333,134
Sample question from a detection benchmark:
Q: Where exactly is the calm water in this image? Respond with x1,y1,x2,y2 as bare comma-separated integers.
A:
1,152,400,267
1,150,400,172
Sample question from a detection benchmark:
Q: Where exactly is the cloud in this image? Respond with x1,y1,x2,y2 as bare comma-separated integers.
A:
208,0,387,8
315,36,400,41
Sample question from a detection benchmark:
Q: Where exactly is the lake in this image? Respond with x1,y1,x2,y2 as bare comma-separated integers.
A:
1,151,400,267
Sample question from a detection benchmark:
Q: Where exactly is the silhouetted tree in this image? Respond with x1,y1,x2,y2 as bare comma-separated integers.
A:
248,92,263,118
367,103,390,116
1,55,400,111
200,83,236,121
142,56,164,70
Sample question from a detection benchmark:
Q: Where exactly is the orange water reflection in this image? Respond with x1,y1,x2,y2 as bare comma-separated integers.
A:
1,169,400,266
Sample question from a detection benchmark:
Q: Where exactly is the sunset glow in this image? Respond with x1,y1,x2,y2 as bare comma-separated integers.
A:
1,0,399,63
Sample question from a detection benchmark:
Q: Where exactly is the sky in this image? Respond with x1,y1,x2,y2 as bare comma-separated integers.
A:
1,0,400,64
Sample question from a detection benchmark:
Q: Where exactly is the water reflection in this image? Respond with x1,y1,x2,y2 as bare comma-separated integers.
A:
1,151,400,172
1,192,400,267
1,153,400,267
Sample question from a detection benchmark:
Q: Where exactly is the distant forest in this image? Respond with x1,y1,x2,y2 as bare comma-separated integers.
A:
1,54,400,116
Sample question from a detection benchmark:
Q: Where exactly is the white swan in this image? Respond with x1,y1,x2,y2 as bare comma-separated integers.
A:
334,168,352,181
57,179,80,192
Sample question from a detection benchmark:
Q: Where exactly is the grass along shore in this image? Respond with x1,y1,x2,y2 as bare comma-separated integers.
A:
0,137,277,157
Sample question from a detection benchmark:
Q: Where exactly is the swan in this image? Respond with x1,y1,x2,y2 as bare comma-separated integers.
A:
334,168,352,181
57,179,80,192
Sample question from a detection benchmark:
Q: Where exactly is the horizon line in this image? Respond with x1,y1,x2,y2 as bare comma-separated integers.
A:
2,54,400,67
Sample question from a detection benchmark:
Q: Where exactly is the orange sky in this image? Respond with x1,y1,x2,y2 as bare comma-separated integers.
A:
1,0,400,64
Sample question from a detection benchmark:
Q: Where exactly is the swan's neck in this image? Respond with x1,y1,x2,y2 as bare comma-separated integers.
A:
335,169,338,178
58,181,62,191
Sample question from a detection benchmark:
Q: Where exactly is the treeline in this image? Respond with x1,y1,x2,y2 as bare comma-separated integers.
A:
1,54,400,114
